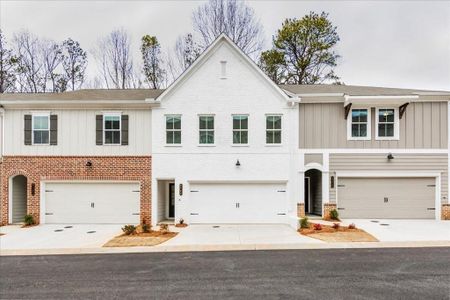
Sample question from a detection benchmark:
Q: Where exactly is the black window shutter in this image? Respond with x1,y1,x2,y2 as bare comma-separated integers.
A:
24,115,32,145
121,115,129,145
96,115,103,145
50,115,58,145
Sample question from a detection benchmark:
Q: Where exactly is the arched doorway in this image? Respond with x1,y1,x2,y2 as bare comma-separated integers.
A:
304,169,322,216
10,175,27,223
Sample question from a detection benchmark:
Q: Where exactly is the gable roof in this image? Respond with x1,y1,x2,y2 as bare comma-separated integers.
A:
154,33,291,102
0,89,164,101
280,84,450,96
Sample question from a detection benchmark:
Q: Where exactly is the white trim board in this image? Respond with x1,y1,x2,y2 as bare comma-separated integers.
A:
298,149,448,154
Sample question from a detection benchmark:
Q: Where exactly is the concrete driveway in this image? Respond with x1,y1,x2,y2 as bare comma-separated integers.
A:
0,224,122,250
162,224,322,247
343,219,450,242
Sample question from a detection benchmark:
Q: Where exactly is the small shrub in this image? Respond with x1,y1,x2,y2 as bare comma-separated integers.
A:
122,225,137,235
24,214,35,226
300,217,309,229
348,223,356,229
313,223,322,230
329,209,339,220
332,223,340,230
141,223,151,233
159,224,169,234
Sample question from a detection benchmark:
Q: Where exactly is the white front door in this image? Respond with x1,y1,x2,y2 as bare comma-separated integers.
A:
44,182,140,224
189,183,288,223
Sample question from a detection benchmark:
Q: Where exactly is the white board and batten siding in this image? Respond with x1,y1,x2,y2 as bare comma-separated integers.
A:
3,109,152,156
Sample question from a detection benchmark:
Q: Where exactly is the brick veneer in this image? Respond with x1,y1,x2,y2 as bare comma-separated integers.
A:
442,204,450,220
0,156,151,225
323,203,337,220
297,203,305,218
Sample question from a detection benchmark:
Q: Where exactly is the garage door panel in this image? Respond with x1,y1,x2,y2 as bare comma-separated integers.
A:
189,183,287,224
338,177,435,219
45,182,140,224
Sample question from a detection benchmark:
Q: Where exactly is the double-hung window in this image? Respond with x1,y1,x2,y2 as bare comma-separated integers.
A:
32,114,50,145
376,108,398,140
348,108,370,140
232,115,248,144
166,115,181,144
104,114,121,145
266,115,282,144
199,115,214,144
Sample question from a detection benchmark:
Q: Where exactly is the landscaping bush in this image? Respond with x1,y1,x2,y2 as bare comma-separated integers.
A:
122,225,137,235
313,223,322,230
179,218,184,225
159,224,169,234
299,217,309,229
329,209,339,220
24,214,35,226
141,223,151,233
348,223,356,229
332,223,340,230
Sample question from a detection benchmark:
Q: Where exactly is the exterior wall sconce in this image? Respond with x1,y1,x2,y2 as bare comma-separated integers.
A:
387,153,394,160
31,183,36,196
236,159,241,167
86,160,92,167
179,183,183,196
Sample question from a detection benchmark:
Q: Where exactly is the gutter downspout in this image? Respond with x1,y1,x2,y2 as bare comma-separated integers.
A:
0,105,4,163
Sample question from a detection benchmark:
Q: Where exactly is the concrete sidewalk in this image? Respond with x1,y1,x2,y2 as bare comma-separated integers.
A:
1,240,449,256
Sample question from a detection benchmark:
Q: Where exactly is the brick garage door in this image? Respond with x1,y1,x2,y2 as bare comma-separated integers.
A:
44,182,140,224
337,177,435,219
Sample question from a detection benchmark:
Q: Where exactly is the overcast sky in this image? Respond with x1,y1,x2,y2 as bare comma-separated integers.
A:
1,0,449,90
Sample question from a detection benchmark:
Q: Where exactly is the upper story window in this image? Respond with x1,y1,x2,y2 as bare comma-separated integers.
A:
104,114,121,145
376,108,399,140
32,114,50,145
266,115,282,144
348,108,371,140
166,115,181,144
199,115,214,144
232,115,248,144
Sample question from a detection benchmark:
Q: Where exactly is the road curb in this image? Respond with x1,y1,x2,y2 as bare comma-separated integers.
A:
1,240,449,256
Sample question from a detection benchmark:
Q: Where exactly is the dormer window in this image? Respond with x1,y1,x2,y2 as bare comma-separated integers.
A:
220,61,227,79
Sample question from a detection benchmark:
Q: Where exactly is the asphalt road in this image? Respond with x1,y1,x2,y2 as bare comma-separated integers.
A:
1,247,449,300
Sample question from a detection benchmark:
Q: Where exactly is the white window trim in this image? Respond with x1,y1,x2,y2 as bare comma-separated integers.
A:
32,112,50,146
232,114,249,145
103,112,122,146
165,114,182,146
375,107,400,141
198,114,215,146
265,114,282,145
347,108,371,141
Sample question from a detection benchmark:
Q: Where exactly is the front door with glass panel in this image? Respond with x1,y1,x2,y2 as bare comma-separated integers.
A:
168,183,175,219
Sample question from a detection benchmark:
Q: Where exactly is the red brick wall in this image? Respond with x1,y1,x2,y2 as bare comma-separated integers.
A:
442,204,450,220
1,156,151,225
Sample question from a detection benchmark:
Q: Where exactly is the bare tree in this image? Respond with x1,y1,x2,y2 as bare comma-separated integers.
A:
166,33,202,82
141,35,165,89
42,39,63,92
61,38,87,91
192,0,264,57
13,30,45,92
0,29,18,93
93,29,135,89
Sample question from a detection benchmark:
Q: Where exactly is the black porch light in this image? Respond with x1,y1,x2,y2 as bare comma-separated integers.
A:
86,160,93,167
387,153,394,160
236,159,241,167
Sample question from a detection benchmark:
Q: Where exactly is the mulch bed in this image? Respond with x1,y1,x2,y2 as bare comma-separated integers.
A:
299,223,378,242
103,230,178,247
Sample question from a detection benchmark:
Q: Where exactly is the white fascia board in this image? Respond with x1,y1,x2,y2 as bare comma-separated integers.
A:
157,33,290,102
296,93,345,97
336,171,441,178
298,148,449,154
0,100,157,105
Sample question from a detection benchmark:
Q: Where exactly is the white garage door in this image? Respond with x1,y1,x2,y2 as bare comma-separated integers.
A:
338,177,436,219
189,183,288,223
44,182,140,224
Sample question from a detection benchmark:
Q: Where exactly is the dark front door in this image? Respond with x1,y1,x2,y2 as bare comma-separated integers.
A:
304,177,310,214
169,183,175,218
